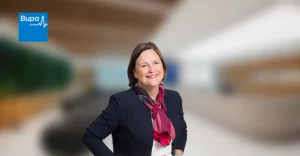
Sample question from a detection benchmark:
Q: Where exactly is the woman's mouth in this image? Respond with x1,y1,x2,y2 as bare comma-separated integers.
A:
146,74,158,79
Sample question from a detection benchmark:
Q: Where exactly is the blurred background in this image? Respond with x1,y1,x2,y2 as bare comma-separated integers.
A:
1,0,300,155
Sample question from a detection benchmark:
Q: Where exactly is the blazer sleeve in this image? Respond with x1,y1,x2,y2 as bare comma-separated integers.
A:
82,95,120,156
174,91,187,152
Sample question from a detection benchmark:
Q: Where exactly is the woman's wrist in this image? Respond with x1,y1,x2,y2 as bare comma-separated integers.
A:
174,149,183,156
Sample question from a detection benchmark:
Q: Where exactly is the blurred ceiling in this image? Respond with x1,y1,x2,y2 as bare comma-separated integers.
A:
151,0,279,54
1,0,180,56
178,2,300,63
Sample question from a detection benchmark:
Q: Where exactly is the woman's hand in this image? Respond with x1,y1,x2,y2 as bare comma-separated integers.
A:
175,149,183,155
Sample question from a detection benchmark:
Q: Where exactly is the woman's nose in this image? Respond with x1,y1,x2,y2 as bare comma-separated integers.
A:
148,65,154,72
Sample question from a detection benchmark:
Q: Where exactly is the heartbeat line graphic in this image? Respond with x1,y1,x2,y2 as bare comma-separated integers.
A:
29,15,48,28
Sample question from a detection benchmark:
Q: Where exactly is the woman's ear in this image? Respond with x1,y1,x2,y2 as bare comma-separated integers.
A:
133,69,137,78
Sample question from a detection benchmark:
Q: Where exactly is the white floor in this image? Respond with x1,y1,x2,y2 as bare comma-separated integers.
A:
1,106,300,156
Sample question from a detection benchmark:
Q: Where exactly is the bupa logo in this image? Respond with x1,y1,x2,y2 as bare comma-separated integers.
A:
18,12,48,42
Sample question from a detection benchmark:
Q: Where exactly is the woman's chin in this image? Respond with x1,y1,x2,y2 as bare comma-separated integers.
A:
147,82,161,88
143,78,163,88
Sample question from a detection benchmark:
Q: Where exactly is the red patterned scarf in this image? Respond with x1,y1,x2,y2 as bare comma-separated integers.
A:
134,83,176,146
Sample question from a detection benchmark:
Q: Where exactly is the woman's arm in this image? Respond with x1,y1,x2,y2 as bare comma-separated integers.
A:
82,95,120,156
174,91,187,155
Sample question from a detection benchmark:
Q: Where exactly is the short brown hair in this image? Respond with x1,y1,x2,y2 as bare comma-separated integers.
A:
127,42,168,87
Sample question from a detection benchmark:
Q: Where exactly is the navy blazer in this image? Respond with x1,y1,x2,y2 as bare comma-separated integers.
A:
82,87,187,156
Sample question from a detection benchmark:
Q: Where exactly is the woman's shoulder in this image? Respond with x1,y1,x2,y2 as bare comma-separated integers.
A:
165,88,181,98
164,89,183,109
164,88,183,106
109,87,133,98
109,87,137,104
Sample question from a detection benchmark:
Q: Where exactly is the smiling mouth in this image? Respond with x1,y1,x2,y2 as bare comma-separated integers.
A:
146,74,158,79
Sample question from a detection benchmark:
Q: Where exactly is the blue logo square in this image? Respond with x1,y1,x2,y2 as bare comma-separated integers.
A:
18,12,48,42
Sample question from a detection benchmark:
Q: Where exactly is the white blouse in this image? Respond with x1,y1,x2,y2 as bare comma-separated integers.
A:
151,119,173,156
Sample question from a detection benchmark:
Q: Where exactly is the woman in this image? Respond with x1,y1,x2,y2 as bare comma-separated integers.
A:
82,42,187,156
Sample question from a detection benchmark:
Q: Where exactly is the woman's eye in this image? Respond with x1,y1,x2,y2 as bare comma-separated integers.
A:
154,62,160,64
141,65,146,67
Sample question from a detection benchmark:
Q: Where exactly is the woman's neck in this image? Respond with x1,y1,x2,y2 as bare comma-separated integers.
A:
139,82,159,102
146,88,159,102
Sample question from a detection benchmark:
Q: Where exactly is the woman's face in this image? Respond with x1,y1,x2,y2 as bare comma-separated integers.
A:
134,49,164,89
